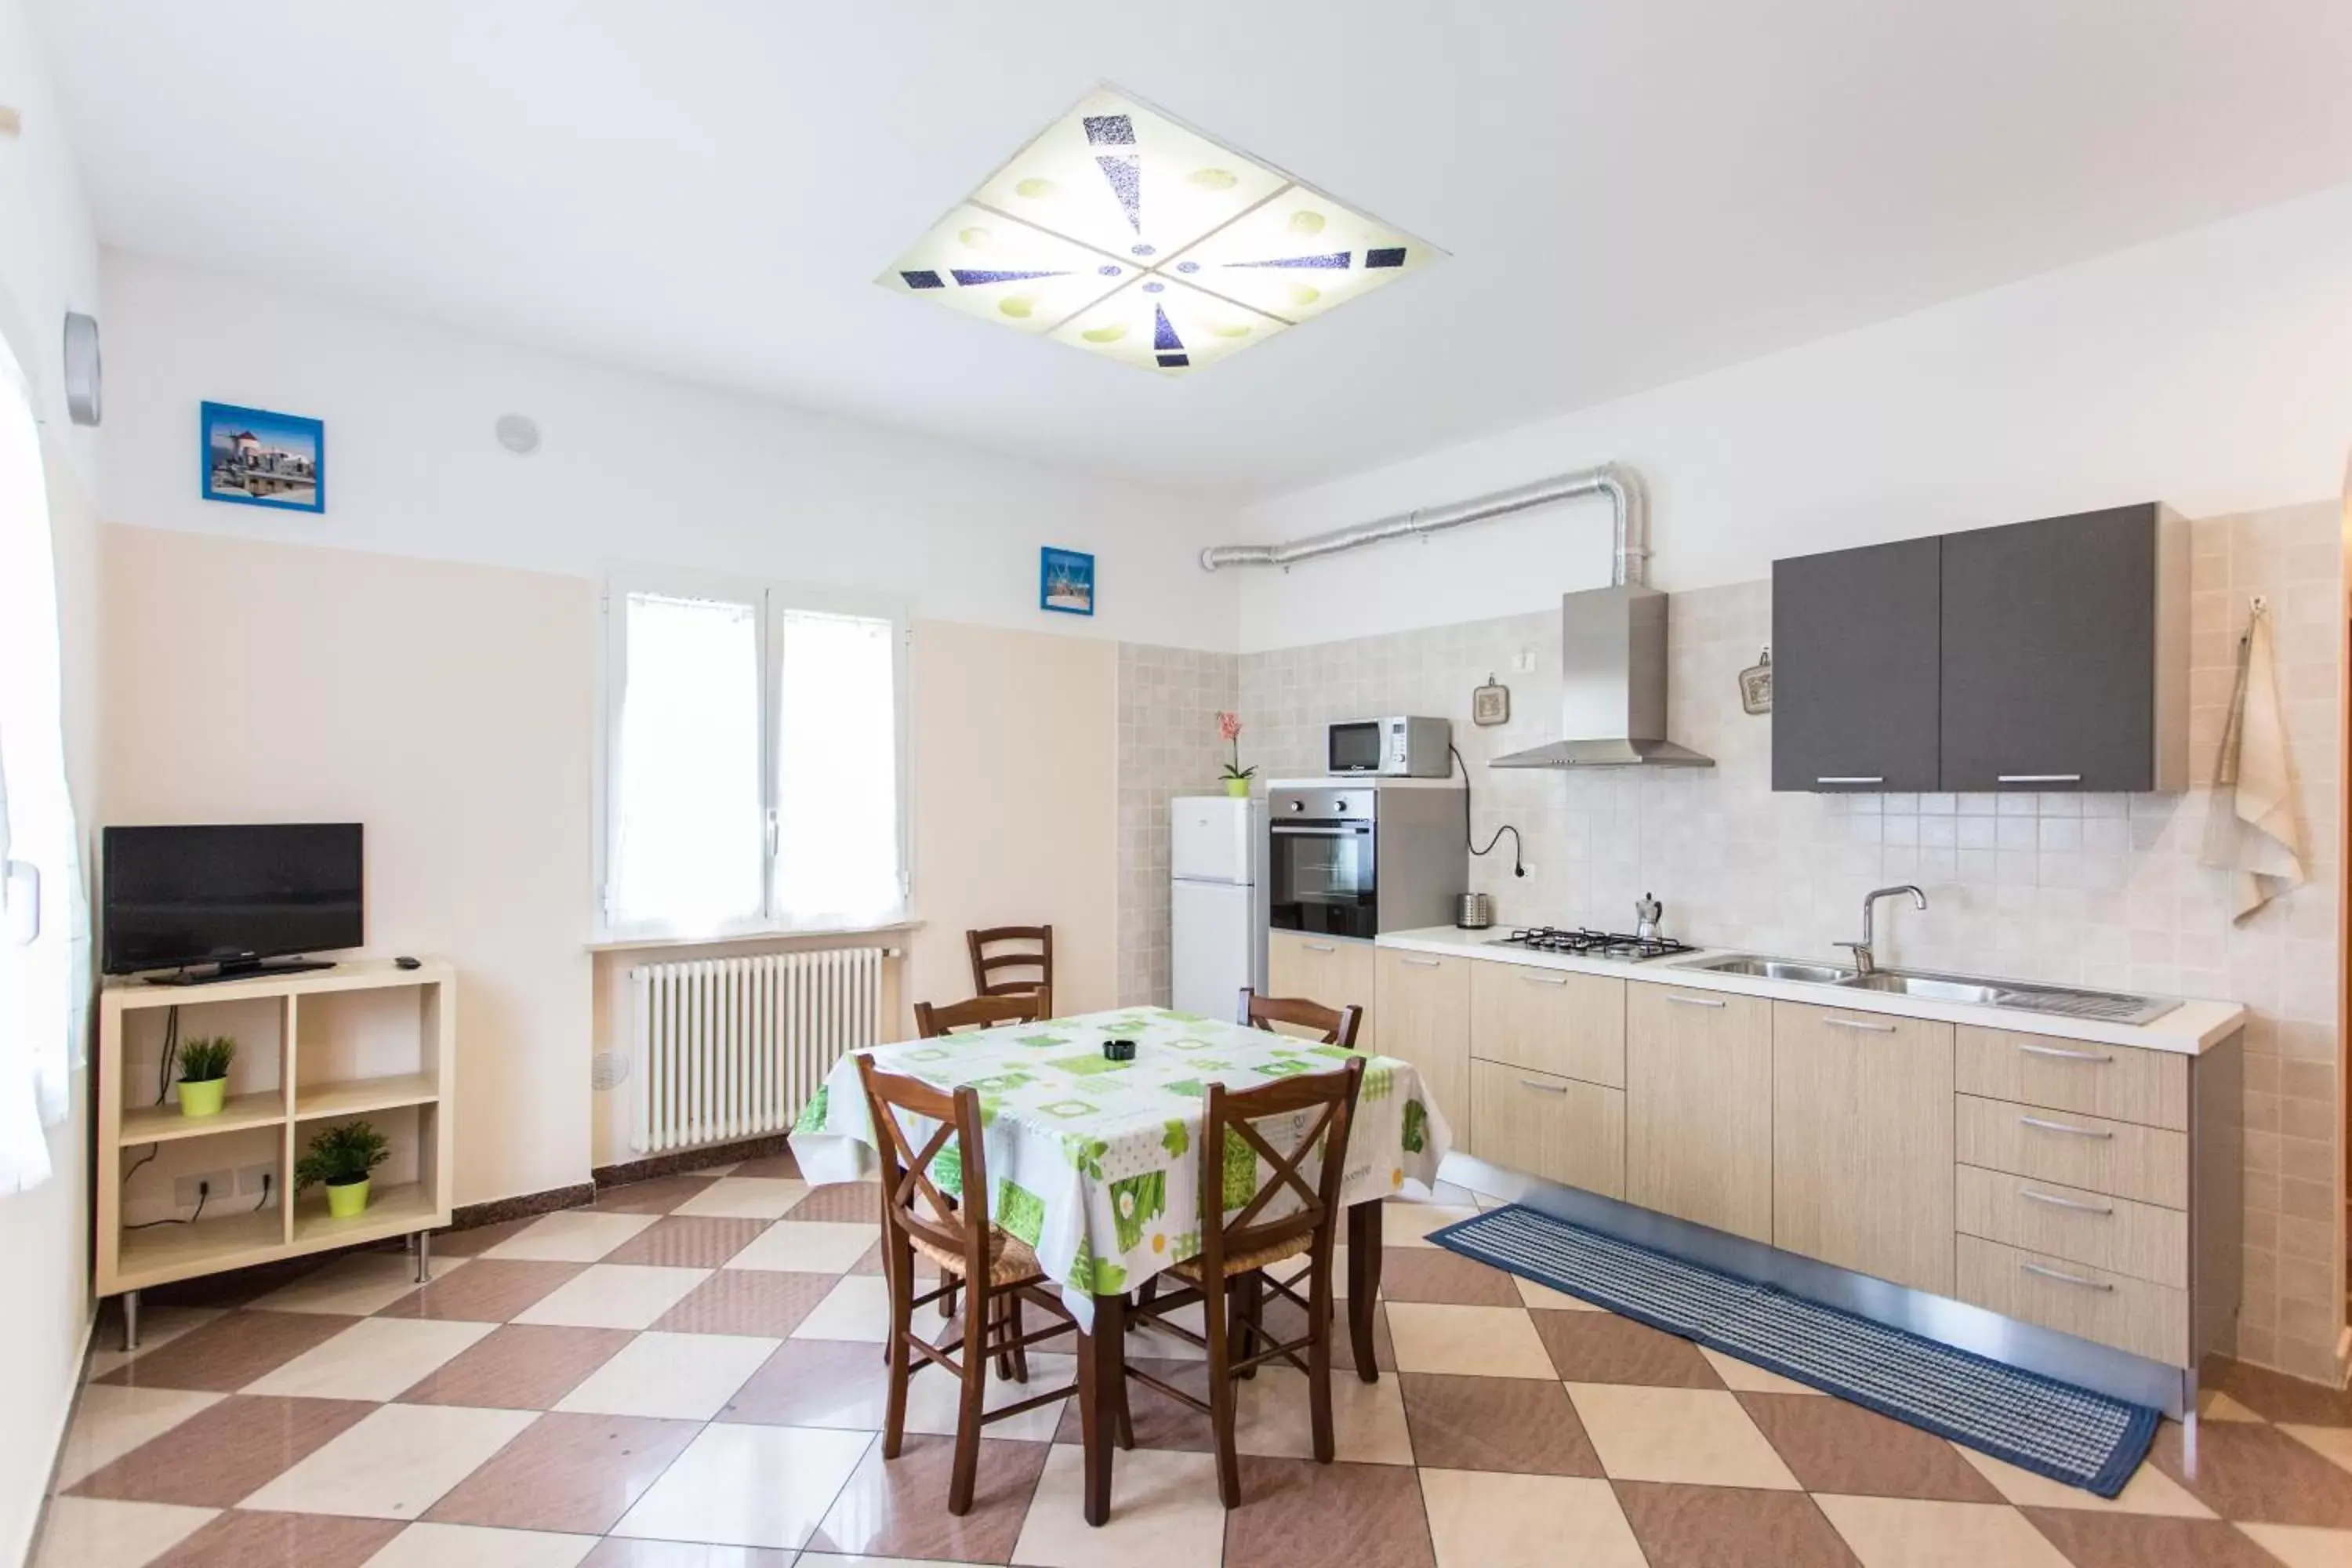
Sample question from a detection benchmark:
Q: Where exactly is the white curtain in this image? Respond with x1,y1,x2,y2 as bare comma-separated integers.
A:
0,348,87,1192
772,607,904,929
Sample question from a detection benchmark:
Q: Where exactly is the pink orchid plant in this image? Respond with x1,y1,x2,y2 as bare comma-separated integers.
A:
1216,711,1255,782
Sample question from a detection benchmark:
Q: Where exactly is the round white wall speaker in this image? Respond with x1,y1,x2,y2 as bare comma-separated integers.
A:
495,412,541,455
590,1050,630,1092
62,312,100,427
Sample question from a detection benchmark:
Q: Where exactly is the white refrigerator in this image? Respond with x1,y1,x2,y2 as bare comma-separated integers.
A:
1170,795,1268,1020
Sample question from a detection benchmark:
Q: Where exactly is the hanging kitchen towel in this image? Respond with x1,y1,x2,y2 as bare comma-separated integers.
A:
2200,600,2306,920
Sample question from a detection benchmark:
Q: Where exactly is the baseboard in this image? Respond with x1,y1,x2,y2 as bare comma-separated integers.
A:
448,1181,596,1231
591,1131,794,1189
22,1304,101,1568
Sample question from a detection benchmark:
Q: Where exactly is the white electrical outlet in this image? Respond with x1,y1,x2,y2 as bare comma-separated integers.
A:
1512,648,1537,673
173,1171,227,1210
237,1163,277,1198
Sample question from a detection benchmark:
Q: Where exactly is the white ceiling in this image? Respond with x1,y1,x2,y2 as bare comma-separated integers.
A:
31,1,2352,500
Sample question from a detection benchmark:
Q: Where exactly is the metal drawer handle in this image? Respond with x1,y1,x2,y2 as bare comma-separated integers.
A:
1664,994,1726,1009
2019,1188,2114,1217
2019,1114,2114,1140
1816,775,1884,786
1304,942,1337,953
1519,1077,1570,1094
2020,1261,2114,1292
1998,774,2082,785
1520,974,1569,987
2016,1042,2112,1064
1400,957,1441,968
1824,1018,1896,1033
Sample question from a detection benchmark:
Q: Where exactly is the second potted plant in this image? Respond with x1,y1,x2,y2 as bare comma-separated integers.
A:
296,1120,390,1218
175,1036,236,1118
1218,711,1255,797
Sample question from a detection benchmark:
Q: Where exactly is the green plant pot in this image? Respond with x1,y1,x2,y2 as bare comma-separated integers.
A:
325,1177,371,1218
1225,777,1250,797
178,1077,228,1118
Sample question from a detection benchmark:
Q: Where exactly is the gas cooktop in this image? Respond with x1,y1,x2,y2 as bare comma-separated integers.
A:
1486,927,1698,962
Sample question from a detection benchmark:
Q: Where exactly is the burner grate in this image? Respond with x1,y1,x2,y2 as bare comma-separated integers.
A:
1489,927,1697,962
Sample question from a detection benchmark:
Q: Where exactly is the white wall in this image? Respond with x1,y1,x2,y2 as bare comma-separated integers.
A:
1232,183,2352,651
99,249,1239,651
0,0,103,1559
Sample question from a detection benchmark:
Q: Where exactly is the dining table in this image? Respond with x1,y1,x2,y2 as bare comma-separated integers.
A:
789,1004,1454,1525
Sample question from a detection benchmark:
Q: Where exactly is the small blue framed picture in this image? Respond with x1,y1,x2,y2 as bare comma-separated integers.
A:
201,401,325,513
1040,546,1095,616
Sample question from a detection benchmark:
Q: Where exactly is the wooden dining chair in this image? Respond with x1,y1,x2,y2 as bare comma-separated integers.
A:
913,993,1047,1038
966,925,1054,1015
1237,986,1363,1050
1121,1055,1367,1508
855,1054,1082,1515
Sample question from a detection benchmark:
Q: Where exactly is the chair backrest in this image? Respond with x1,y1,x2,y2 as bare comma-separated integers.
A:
967,925,1054,1004
1196,1056,1365,1279
914,993,1047,1039
1237,986,1363,1050
855,1053,992,1277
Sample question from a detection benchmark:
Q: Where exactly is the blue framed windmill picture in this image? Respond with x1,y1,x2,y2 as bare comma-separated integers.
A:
201,401,325,513
1040,547,1095,616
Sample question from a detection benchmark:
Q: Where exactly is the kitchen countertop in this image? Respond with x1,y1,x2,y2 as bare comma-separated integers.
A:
1376,926,2245,1056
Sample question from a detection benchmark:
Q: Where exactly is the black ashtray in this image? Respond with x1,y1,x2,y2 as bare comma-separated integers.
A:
1102,1038,1137,1062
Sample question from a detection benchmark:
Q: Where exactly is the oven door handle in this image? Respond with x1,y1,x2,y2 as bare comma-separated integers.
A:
1271,826,1370,837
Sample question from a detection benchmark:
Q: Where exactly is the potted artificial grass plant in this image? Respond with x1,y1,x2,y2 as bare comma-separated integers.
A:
297,1120,390,1218
174,1036,235,1117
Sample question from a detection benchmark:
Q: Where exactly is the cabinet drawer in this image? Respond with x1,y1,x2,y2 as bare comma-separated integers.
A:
1471,962,1624,1087
1954,1095,2187,1209
1955,1164,2187,1289
1956,1236,2189,1366
1268,932,1377,1051
1954,1025,2187,1131
1470,1058,1624,1200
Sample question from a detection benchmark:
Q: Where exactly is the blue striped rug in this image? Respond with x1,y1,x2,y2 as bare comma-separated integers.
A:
1429,1204,2158,1497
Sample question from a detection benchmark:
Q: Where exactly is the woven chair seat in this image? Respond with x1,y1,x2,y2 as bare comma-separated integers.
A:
1168,1231,1312,1282
908,1225,1045,1287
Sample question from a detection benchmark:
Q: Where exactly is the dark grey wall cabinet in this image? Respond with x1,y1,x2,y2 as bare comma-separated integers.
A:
1772,503,2186,793
1940,503,2186,793
1772,537,1942,792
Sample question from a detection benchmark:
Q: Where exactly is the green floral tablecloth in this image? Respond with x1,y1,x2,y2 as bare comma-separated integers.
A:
789,1007,1452,1327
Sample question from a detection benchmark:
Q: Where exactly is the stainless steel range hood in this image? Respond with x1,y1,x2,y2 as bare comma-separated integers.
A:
1489,584,1715,769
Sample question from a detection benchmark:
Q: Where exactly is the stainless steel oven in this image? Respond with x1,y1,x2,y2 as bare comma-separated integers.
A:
1269,782,1465,938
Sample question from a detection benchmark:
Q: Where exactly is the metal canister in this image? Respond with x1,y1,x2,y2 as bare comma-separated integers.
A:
1455,892,1494,929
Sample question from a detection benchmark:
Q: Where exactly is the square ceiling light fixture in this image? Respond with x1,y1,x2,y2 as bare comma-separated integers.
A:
878,85,1443,374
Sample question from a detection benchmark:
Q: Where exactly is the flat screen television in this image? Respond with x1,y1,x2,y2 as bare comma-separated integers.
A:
103,823,364,981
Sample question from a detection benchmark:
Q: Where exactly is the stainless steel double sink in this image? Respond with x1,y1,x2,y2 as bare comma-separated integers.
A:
1674,954,2179,1026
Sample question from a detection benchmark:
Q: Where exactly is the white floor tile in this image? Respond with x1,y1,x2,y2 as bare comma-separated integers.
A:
1011,1444,1228,1568
555,1330,779,1421
1381,1203,1481,1249
789,1276,895,1343
361,1521,599,1567
510,1264,713,1330
1419,1470,1646,1568
32,1497,216,1567
1813,1495,2071,1568
248,1250,467,1316
2282,1424,2352,1476
1697,1345,1824,1395
54,1385,225,1488
241,1316,495,1400
481,1210,656,1262
2237,1523,2352,1568
1951,1443,2214,1515
1385,1303,1557,1379
1232,1365,1415,1465
723,1221,876,1273
902,1352,1075,1444
240,1402,535,1519
613,1422,873,1548
674,1178,812,1220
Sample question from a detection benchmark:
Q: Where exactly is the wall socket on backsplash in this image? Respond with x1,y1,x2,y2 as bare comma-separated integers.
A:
1511,648,1537,673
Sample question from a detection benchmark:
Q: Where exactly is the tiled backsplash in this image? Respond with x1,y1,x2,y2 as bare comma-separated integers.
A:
1115,643,1240,1006
1236,500,2344,1383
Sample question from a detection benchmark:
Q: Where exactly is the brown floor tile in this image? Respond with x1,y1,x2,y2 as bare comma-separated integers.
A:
601,1215,770,1268
1222,1456,1437,1568
650,1269,838,1337
1530,1310,1724,1388
578,1538,797,1566
425,1411,702,1533
69,1394,376,1505
1737,1393,2002,1501
375,1259,585,1322
591,1174,724,1215
2020,1508,2284,1567
1376,1248,1526,1307
96,1310,357,1392
2149,1419,2352,1526
1399,1372,1602,1475
2201,1356,2352,1427
1054,1357,1217,1451
721,1336,892,1428
147,1257,332,1310
430,1215,545,1257
782,1182,881,1225
728,1152,803,1180
147,1509,405,1568
1253,1294,1397,1374
394,1323,634,1408
807,1431,1047,1562
1614,1482,1860,1568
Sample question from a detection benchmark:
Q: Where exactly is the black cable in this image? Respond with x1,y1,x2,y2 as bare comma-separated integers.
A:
122,1145,158,1189
125,1175,209,1229
154,1005,179,1106
1449,743,1526,877
252,1172,273,1214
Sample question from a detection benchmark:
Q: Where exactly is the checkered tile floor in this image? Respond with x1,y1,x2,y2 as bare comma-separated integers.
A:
42,1159,2352,1568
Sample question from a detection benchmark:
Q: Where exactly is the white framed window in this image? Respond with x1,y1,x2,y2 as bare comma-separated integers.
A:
597,567,910,942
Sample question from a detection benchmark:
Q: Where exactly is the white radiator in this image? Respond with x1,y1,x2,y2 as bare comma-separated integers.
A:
629,947,888,1153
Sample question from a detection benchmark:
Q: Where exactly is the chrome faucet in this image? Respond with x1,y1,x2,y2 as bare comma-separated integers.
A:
1836,884,1926,975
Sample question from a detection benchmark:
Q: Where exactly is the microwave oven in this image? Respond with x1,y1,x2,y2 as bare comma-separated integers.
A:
1327,717,1452,778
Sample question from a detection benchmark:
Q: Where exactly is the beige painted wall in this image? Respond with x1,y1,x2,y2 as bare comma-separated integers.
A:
102,525,597,1206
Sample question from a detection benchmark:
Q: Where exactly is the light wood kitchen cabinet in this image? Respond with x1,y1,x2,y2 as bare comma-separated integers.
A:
1953,1025,2187,1131
1374,947,1470,1144
1954,1164,2187,1290
1470,963,1624,1087
1624,982,1773,1243
1772,1002,1955,1294
1954,1094,2187,1209
1471,1059,1624,1199
1956,1235,2189,1365
1267,931,1377,1051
